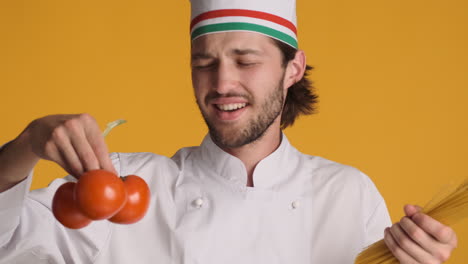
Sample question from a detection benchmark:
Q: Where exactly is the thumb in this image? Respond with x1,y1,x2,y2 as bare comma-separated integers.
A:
404,204,423,217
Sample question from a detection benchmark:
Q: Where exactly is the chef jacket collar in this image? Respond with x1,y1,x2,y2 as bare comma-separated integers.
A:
199,132,295,189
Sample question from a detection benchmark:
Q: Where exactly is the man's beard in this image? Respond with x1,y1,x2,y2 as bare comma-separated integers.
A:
197,76,285,149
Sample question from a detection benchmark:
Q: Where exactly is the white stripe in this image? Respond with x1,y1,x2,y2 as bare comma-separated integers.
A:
191,16,297,40
191,30,295,49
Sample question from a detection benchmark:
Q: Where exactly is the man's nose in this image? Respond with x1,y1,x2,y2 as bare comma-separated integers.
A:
212,62,238,94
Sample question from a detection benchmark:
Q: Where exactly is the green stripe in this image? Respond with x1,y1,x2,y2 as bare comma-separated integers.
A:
191,22,298,49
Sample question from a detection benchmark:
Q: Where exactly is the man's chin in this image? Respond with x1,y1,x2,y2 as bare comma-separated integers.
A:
209,130,243,149
209,125,268,149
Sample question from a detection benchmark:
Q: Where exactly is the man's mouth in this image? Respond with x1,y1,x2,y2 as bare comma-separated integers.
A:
215,103,248,112
212,103,249,121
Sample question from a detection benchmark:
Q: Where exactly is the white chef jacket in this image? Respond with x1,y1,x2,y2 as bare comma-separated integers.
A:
0,134,392,264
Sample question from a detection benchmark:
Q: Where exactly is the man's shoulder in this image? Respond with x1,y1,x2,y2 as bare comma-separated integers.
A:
108,145,202,173
297,151,359,173
169,145,200,167
110,151,173,164
296,151,371,186
109,151,179,176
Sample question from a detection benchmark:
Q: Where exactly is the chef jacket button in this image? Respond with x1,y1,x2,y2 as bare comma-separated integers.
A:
291,200,300,209
193,198,204,208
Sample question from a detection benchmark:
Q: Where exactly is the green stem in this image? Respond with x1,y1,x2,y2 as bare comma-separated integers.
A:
102,119,127,138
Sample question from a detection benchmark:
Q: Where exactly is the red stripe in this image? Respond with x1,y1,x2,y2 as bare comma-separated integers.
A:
190,9,297,35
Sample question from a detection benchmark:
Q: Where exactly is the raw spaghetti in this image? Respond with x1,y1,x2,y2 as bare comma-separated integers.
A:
355,178,468,264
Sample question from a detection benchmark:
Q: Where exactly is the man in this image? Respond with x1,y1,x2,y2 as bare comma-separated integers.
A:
0,0,457,263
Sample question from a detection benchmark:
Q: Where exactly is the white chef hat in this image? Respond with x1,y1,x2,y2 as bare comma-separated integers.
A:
189,0,298,49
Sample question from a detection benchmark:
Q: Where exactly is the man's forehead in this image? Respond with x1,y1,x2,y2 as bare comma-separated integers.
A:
191,48,264,59
191,32,275,56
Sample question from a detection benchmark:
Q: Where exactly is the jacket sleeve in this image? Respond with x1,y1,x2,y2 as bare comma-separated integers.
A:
361,171,392,248
0,142,116,264
0,165,33,247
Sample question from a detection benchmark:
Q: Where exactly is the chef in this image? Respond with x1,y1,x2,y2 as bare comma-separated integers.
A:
0,0,457,263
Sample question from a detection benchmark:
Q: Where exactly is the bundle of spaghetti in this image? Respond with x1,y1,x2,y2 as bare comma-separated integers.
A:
355,178,468,264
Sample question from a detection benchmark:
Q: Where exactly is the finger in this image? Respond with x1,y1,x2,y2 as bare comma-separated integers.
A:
87,127,116,174
52,127,84,177
404,204,422,217
400,216,438,252
389,222,434,263
400,216,453,262
45,141,77,178
412,213,455,244
66,121,100,172
384,227,418,264
56,138,84,177
81,115,117,175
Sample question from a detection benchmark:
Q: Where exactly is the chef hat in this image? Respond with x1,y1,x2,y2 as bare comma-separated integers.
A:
190,0,298,49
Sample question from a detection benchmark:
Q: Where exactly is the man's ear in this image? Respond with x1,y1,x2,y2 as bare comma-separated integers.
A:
283,50,306,90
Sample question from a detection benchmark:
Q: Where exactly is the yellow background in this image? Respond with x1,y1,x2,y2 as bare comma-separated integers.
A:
1,0,467,262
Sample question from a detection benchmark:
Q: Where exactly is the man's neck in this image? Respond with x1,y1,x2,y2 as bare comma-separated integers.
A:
220,126,282,187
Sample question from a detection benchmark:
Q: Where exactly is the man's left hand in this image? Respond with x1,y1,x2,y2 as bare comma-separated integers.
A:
384,204,458,263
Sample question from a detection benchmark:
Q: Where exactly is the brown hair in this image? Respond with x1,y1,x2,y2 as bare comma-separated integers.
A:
272,39,319,129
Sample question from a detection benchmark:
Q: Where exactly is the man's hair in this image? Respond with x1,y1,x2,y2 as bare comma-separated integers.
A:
271,39,319,129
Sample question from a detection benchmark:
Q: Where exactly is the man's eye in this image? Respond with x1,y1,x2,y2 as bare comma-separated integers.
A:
193,64,214,69
238,62,257,67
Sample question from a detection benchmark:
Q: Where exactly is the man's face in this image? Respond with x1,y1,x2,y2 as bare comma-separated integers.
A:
191,32,287,149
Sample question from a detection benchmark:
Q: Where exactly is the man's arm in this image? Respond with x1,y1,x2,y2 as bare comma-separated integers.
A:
0,130,40,193
0,114,116,193
0,114,116,262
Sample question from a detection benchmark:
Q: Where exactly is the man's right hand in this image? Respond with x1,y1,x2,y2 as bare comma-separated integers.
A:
27,113,117,178
0,113,116,192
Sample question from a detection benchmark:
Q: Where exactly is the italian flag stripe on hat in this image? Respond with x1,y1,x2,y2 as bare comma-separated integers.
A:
190,0,298,49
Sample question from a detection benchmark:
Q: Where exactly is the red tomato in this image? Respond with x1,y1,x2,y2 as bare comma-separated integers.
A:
52,182,92,229
109,175,150,224
75,169,127,220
